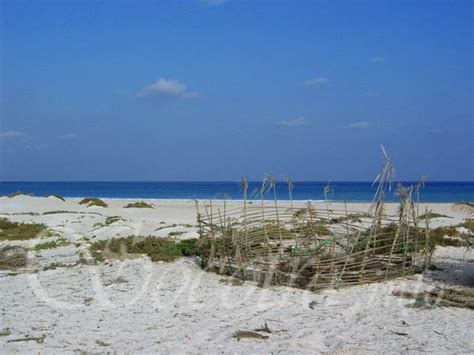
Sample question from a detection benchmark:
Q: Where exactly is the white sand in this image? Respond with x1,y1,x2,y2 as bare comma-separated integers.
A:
0,196,473,353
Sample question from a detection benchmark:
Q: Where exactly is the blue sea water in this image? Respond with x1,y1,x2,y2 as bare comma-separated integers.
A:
0,181,473,202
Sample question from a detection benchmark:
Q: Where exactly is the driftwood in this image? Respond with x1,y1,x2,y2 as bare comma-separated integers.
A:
233,331,269,341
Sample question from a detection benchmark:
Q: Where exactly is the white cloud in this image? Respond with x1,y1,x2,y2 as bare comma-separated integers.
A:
346,121,369,129
370,56,387,63
0,131,25,140
137,79,198,99
59,133,77,139
276,117,310,127
201,0,229,6
304,77,330,86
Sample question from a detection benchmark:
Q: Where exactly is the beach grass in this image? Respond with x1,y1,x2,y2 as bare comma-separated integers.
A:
47,194,66,201
418,213,451,219
105,216,123,225
90,236,199,262
0,218,46,241
33,239,70,251
8,191,34,198
460,219,474,232
124,201,153,209
79,197,108,208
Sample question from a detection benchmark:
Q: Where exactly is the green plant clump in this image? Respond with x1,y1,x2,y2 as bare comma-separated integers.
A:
168,231,185,237
430,226,462,247
418,213,451,219
33,239,70,251
79,197,108,208
460,219,474,232
105,216,123,225
0,218,46,241
43,210,78,215
0,328,11,337
48,194,66,201
124,201,153,209
90,236,200,262
8,191,34,198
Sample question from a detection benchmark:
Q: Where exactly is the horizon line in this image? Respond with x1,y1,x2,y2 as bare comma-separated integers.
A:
1,180,474,183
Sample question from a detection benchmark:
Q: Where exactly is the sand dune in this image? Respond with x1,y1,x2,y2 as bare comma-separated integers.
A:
0,196,472,353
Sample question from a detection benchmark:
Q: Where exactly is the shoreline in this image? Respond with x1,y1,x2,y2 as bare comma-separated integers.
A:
1,195,470,203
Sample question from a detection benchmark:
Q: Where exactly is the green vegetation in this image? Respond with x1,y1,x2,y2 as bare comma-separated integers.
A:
330,213,372,224
90,236,200,262
430,226,463,247
168,231,185,237
33,238,70,251
301,222,331,236
351,223,466,253
124,201,153,208
48,194,66,201
350,224,424,254
43,262,70,271
8,191,34,198
0,218,46,241
460,219,474,232
79,197,108,208
0,328,11,337
94,216,124,229
155,223,178,231
175,238,199,256
418,213,451,219
105,216,123,225
96,340,110,347
43,210,78,215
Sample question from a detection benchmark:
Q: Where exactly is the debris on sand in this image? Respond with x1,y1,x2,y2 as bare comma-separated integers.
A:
233,330,269,341
393,288,474,309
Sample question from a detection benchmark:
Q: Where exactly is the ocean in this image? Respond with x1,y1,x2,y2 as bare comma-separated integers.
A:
0,181,473,202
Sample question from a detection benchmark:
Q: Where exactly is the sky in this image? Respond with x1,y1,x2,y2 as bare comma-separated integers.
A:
0,0,473,181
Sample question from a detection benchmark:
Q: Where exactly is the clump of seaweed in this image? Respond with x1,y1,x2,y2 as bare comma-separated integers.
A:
124,201,153,209
79,197,108,208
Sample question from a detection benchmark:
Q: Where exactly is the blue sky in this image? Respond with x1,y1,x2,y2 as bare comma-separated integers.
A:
1,0,472,181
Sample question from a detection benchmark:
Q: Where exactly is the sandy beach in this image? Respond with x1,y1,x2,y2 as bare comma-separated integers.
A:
0,196,472,353
2,0,472,352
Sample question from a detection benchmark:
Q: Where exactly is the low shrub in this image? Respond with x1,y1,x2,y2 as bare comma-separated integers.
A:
48,194,66,201
0,218,46,241
8,191,34,198
124,201,153,209
79,197,108,208
418,213,451,219
90,236,200,262
33,239,69,251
